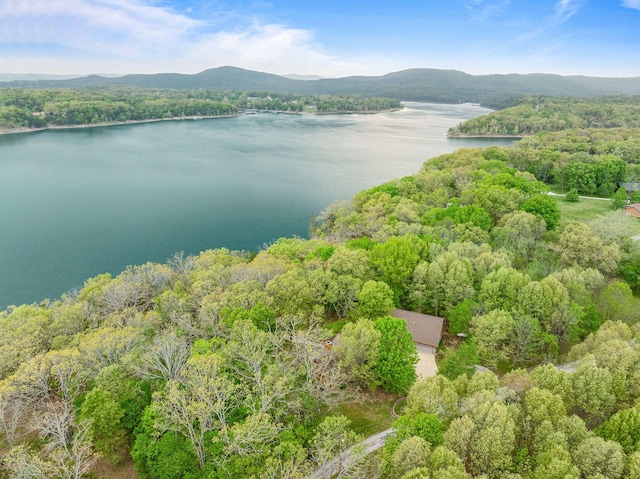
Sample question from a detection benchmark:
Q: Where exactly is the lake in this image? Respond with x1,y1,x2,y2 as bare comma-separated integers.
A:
0,102,516,308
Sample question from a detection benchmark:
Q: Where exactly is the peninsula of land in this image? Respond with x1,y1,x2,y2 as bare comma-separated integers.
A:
0,87,402,134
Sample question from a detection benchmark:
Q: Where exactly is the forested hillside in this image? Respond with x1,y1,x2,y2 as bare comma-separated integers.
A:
2,122,640,478
448,96,640,136
4,66,640,106
0,88,401,131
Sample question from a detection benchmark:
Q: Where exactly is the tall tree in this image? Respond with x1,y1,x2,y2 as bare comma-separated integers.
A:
370,235,428,303
573,436,625,479
596,407,640,454
374,316,419,394
520,195,560,230
443,401,516,478
334,318,381,389
611,187,628,209
309,415,364,478
557,223,621,275
470,310,516,368
353,280,395,320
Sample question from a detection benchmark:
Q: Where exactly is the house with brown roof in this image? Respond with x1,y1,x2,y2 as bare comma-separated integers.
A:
392,309,444,354
624,204,640,218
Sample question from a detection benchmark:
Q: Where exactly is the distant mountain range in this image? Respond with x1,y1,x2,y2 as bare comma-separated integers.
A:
3,66,640,107
0,73,123,82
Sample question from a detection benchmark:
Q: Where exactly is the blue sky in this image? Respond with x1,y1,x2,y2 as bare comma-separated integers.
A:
0,0,639,77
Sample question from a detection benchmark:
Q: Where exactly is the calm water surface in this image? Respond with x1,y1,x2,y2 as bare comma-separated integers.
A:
0,103,515,308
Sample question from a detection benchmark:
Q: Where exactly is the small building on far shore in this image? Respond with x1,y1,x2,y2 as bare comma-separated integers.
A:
392,309,444,354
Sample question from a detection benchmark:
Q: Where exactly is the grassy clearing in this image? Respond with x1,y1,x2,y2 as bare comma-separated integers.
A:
553,196,613,224
553,196,640,235
625,217,640,236
335,393,397,437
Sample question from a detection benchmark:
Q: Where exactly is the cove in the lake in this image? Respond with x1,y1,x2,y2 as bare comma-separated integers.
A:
0,103,516,308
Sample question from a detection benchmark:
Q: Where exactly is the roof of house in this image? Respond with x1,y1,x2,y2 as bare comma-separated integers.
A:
392,309,444,349
625,203,640,212
619,182,640,192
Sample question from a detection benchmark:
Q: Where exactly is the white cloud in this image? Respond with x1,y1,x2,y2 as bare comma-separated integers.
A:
0,0,205,70
506,0,579,48
464,0,511,19
0,0,360,76
622,0,640,10
554,0,580,22
0,0,201,47
185,22,359,76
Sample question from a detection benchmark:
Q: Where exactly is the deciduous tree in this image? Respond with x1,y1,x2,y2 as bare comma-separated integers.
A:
573,436,624,479
405,375,459,423
334,318,381,389
520,194,560,230
79,388,127,462
557,223,621,275
353,280,394,320
443,401,516,478
309,415,363,474
374,316,418,393
596,407,640,454
470,310,516,368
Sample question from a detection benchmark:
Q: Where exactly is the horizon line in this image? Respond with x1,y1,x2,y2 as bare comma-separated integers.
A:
2,66,640,82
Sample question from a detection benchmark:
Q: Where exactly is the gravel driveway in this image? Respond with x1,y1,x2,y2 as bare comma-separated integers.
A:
415,344,438,378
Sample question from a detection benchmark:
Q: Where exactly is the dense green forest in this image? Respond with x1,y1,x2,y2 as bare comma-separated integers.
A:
448,96,640,137
0,88,401,130
4,66,640,106
2,91,640,477
2,113,640,478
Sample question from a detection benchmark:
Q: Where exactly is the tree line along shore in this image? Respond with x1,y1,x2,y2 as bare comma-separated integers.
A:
0,87,402,133
448,95,640,137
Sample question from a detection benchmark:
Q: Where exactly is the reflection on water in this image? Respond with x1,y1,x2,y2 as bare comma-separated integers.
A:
0,103,516,307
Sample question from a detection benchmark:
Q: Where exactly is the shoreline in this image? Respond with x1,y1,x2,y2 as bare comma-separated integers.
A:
0,114,240,136
313,108,401,115
0,109,402,136
446,133,526,139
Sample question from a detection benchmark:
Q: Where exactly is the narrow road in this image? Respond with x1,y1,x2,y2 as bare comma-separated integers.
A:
309,428,394,479
547,191,611,201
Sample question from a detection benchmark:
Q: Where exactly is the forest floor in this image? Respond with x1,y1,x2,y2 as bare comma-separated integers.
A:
91,454,139,479
335,390,398,438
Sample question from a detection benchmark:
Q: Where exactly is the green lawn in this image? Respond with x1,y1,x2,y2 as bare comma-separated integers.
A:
553,196,640,235
553,196,613,224
335,394,397,437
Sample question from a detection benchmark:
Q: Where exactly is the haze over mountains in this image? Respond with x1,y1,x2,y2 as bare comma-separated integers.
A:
0,73,124,82
3,66,640,107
